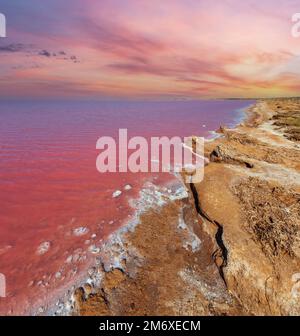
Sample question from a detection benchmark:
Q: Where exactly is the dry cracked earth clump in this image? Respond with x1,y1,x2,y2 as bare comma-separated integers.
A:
271,102,300,142
233,177,300,259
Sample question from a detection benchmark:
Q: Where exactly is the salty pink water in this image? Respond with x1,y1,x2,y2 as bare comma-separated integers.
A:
0,100,254,315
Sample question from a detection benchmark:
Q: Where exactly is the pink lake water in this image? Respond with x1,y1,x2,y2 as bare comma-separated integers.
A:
0,99,254,315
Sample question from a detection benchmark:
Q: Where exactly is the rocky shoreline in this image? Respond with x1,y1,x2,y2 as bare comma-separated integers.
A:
198,98,300,315
54,98,300,316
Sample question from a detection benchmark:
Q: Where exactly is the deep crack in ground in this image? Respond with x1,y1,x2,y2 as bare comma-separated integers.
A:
190,182,228,285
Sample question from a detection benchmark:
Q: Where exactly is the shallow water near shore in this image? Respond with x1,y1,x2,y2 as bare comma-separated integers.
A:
0,99,254,315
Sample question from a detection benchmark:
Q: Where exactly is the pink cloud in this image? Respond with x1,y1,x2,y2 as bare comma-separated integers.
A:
1,0,299,98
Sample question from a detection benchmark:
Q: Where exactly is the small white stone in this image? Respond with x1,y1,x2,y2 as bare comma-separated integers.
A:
88,245,100,254
73,227,89,236
91,234,97,239
65,255,73,263
112,190,122,198
36,241,51,255
124,184,132,191
55,272,62,279
38,307,44,314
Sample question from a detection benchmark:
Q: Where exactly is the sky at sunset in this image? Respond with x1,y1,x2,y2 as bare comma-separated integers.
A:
0,0,300,99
